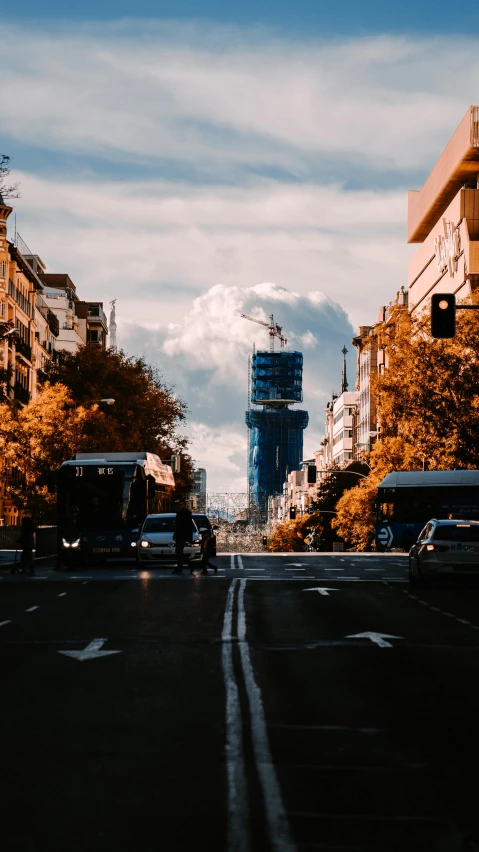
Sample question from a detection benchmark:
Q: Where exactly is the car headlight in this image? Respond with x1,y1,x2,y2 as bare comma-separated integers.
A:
140,539,151,548
130,541,137,548
62,538,70,548
70,538,81,548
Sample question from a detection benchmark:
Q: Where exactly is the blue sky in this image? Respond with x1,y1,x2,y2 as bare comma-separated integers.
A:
2,5,478,489
6,0,479,34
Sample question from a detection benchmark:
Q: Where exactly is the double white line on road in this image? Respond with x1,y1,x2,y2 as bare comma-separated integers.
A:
222,561,296,852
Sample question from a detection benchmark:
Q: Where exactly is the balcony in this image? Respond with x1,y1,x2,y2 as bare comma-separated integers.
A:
14,382,30,405
15,338,32,362
8,279,32,318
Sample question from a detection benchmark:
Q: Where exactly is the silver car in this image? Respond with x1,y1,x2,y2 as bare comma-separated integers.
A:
136,514,200,565
409,519,479,585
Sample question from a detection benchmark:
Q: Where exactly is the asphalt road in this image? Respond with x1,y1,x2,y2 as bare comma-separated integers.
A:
2,553,479,852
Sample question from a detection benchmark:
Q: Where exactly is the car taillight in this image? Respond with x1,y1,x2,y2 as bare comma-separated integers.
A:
427,543,449,552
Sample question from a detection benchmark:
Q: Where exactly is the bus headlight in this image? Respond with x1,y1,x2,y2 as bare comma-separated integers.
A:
62,538,81,549
140,539,151,548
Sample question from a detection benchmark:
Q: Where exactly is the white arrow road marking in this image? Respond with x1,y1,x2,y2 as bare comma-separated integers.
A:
58,638,122,662
345,632,403,648
303,587,340,596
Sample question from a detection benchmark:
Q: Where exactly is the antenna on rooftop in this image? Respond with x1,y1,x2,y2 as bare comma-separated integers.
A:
109,299,117,352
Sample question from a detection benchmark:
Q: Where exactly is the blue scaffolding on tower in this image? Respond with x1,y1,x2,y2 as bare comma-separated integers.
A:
245,350,308,517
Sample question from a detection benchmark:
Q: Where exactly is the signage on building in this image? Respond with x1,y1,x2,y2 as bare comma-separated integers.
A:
434,219,460,277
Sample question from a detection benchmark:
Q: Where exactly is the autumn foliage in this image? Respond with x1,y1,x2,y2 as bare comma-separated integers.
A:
1,348,193,519
332,301,479,549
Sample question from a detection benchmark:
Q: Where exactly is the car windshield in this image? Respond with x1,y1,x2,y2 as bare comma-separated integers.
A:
433,524,479,543
142,517,175,533
193,515,212,531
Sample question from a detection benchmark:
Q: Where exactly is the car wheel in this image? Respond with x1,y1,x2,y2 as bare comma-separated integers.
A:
409,555,426,587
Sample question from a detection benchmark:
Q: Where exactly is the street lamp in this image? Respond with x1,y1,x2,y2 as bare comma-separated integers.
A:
99,398,115,405
0,327,19,341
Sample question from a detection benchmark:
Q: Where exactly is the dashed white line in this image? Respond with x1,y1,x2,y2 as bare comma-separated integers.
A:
25,606,39,612
0,620,11,627
456,618,471,625
57,592,67,597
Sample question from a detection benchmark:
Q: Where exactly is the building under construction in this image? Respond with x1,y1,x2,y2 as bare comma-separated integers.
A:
244,320,308,515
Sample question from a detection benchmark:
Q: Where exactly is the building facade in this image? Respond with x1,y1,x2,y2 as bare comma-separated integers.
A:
408,105,479,315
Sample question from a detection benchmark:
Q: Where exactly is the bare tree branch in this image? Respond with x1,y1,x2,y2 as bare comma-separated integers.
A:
0,155,20,201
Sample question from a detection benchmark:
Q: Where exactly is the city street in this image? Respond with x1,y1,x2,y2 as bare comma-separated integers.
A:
2,553,479,851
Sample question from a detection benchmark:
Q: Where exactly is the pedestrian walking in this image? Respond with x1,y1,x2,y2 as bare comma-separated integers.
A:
172,503,195,574
18,514,36,575
199,530,217,575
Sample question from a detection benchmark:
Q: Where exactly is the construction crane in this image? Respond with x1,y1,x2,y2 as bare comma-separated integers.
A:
240,313,287,351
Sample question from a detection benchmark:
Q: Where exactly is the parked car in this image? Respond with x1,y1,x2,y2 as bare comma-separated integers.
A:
192,514,219,556
409,519,479,585
136,513,200,565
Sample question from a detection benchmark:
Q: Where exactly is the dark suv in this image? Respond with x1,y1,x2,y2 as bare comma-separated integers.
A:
192,514,218,556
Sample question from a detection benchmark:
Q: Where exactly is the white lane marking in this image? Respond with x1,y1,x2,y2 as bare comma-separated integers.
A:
429,606,441,612
457,618,471,625
285,568,305,571
364,568,382,572
237,555,244,571
237,579,296,852
246,568,265,571
70,576,93,579
345,631,403,649
82,581,88,585
303,587,339,596
230,555,235,571
25,606,39,612
58,638,122,661
57,593,67,597
285,563,305,567
324,568,344,571
221,578,251,852
0,620,11,627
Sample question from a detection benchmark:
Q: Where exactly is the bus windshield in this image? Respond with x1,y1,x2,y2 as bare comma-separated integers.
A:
58,464,146,532
377,485,479,524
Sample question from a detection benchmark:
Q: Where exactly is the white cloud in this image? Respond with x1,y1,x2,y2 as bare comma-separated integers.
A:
120,281,354,488
1,24,479,172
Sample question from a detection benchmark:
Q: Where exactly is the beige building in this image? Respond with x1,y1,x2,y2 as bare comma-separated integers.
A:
408,105,479,314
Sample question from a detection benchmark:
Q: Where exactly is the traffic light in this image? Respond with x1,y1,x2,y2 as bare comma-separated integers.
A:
307,465,317,484
431,293,456,338
289,507,296,519
262,535,267,546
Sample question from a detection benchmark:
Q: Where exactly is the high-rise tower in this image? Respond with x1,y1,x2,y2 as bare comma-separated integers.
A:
245,349,308,516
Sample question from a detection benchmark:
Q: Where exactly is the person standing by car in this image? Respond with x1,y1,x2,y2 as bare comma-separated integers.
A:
172,503,195,574
199,530,218,575
18,513,36,574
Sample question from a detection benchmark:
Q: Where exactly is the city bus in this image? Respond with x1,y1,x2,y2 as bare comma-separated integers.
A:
375,470,479,551
56,452,176,566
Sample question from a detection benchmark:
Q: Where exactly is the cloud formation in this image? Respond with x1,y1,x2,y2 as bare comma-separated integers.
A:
120,281,354,490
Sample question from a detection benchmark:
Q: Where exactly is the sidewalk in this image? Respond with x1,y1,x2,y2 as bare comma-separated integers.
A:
0,549,54,569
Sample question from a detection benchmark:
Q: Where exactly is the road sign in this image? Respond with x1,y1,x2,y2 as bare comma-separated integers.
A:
58,638,122,662
377,526,393,548
345,632,403,648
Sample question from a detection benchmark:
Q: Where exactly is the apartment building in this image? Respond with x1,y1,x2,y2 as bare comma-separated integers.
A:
408,105,479,314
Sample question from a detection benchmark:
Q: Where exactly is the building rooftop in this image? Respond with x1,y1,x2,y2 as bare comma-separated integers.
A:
408,105,479,243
